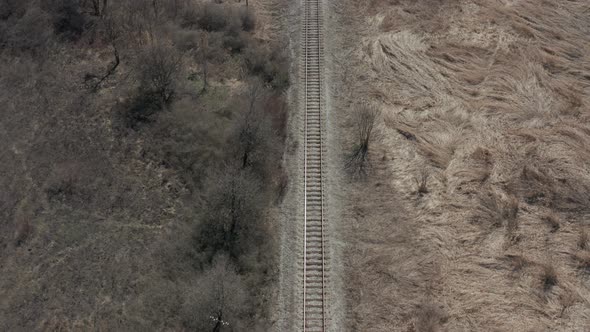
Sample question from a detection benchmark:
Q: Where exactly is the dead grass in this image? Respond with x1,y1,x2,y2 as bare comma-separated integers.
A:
332,0,590,329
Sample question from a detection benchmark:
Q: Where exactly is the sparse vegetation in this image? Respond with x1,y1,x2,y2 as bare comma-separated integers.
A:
0,0,289,329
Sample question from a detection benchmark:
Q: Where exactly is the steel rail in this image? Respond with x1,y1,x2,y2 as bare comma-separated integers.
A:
302,0,326,330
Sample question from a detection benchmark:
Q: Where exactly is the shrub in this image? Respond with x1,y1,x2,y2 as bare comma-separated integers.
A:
52,0,86,41
415,170,429,196
203,31,228,63
45,176,75,202
194,168,266,268
186,255,249,330
43,162,101,207
346,105,380,176
122,91,163,129
44,162,84,203
541,264,558,291
198,3,227,32
137,44,183,104
173,29,201,52
180,6,200,28
244,44,289,90
244,46,268,73
263,93,288,140
14,219,32,247
238,7,256,31
0,6,53,55
223,30,249,53
0,0,27,20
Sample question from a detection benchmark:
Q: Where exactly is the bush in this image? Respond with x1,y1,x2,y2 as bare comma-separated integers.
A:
223,30,249,53
221,6,255,53
198,3,227,32
541,264,558,291
415,170,429,196
0,0,27,20
203,31,228,63
346,105,380,176
0,6,54,55
173,29,201,52
187,255,249,330
244,44,289,90
238,7,256,32
43,161,108,208
14,219,32,247
137,44,183,104
194,168,266,268
122,91,163,129
52,0,86,41
180,4,200,28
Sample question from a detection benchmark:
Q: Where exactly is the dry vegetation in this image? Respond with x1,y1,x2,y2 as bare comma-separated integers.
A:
0,0,289,330
329,0,590,330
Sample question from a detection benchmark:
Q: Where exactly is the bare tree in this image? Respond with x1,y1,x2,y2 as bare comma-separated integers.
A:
151,0,160,19
238,83,263,168
91,13,120,91
200,32,209,93
191,255,248,331
346,105,380,176
137,43,183,104
197,167,266,263
90,0,108,16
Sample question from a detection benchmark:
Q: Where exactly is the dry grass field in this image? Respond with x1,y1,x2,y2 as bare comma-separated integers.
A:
327,0,590,330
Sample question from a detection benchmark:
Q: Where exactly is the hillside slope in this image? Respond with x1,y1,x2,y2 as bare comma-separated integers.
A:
0,0,289,330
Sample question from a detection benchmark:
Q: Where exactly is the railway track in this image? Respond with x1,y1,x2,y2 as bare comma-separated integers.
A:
301,0,326,330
